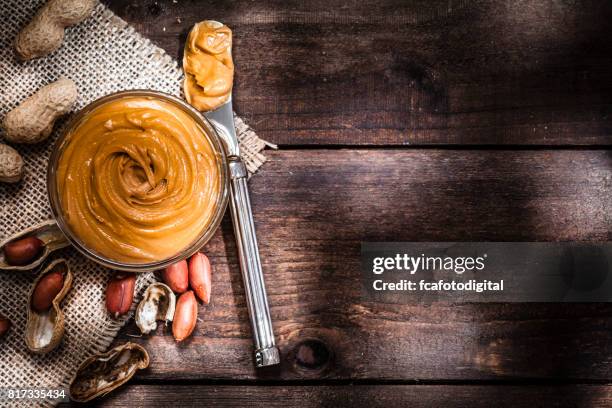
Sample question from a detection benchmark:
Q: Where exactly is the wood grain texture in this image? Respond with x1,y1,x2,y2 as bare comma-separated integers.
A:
103,0,612,146
113,149,612,381
81,384,612,407
85,3,612,401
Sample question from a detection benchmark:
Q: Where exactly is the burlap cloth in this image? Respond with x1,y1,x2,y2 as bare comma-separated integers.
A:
0,1,270,406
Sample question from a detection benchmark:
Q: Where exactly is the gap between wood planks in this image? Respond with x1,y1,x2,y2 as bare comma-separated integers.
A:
129,378,612,386
274,144,612,151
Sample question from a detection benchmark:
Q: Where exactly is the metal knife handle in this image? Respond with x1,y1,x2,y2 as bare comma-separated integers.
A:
228,156,280,367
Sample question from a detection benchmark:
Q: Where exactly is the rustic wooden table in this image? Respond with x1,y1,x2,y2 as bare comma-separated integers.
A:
88,0,612,406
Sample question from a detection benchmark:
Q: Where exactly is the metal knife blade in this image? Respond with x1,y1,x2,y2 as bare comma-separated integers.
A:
205,98,239,157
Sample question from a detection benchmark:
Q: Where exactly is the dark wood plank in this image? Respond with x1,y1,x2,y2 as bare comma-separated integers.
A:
114,149,612,381
80,384,612,407
103,0,612,146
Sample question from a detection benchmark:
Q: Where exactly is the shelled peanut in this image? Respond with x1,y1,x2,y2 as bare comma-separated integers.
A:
4,236,44,266
162,260,188,294
105,273,136,318
32,269,64,312
172,291,197,342
162,252,213,342
0,314,11,338
188,253,212,304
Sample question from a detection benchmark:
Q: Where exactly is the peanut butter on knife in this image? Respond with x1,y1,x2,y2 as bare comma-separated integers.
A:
183,21,234,112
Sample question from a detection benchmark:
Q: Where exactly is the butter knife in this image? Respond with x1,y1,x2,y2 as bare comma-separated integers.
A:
205,99,280,367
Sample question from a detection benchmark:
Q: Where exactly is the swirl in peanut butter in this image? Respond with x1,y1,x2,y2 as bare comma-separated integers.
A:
183,21,234,111
56,96,221,263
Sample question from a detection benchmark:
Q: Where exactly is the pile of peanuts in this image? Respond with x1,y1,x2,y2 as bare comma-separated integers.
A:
1,0,98,183
105,253,212,342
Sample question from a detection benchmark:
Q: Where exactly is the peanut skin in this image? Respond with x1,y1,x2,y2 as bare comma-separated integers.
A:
4,236,44,266
188,252,212,304
32,270,64,312
2,78,77,144
0,144,23,183
105,273,136,318
15,0,98,60
172,291,197,342
163,260,189,294
0,315,11,338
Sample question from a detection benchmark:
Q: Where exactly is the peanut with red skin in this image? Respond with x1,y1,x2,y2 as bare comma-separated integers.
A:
162,260,188,294
172,291,197,342
188,252,211,304
105,273,136,318
4,236,44,266
32,270,64,312
0,315,11,338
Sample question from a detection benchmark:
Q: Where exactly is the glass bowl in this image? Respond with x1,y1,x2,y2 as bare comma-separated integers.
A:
47,90,229,272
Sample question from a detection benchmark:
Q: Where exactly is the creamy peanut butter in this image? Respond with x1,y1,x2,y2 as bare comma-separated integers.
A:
183,21,234,111
56,96,222,263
